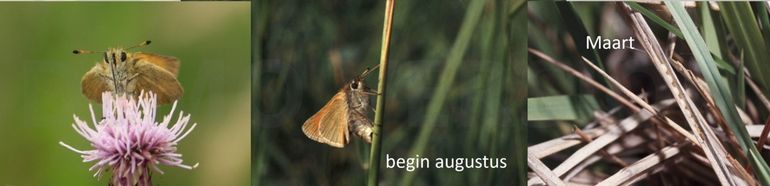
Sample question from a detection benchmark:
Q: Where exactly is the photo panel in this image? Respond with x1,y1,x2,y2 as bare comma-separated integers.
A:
0,2,250,185
528,1,770,185
255,0,525,185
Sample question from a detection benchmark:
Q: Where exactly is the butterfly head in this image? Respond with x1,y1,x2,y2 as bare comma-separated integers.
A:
102,48,130,66
348,64,379,93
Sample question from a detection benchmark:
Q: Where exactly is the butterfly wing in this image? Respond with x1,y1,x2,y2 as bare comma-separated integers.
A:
132,52,180,76
81,63,112,103
130,58,184,105
302,91,350,148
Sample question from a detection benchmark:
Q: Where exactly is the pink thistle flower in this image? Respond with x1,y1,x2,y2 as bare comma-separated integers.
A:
60,91,198,186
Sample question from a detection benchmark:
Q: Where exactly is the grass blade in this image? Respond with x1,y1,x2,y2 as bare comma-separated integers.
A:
528,95,599,121
666,2,770,185
399,0,487,184
554,2,613,105
527,152,567,186
719,2,770,98
699,2,723,59
555,2,603,67
626,2,683,38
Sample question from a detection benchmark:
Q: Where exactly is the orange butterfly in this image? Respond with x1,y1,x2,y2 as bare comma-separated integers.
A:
302,65,379,148
74,40,183,105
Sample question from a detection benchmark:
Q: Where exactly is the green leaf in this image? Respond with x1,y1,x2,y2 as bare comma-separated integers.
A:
527,95,599,122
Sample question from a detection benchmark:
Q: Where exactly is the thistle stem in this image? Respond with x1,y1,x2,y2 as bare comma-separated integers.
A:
367,0,395,185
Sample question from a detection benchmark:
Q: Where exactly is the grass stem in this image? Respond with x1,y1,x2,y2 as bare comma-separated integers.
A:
367,0,395,185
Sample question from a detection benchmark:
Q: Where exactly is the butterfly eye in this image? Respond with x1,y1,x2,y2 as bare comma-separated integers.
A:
120,52,127,61
350,81,359,89
103,52,110,64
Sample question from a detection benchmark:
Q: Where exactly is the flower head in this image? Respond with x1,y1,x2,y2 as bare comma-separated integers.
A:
60,91,197,186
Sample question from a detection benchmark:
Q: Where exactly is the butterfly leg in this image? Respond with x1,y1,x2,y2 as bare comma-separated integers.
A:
127,73,140,81
363,86,380,95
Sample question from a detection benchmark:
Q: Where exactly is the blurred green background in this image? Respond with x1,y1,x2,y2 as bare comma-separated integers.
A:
255,0,525,185
0,3,250,185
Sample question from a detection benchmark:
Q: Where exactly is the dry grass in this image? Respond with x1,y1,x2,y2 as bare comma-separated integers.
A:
527,1,770,185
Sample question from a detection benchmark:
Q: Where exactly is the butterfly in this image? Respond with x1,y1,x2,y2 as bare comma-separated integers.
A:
74,40,183,105
302,65,379,148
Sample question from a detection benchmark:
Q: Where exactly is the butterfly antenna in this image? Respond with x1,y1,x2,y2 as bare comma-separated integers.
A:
127,40,151,50
72,49,98,55
360,64,380,78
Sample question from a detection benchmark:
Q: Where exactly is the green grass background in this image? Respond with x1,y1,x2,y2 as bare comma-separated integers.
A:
0,3,250,185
